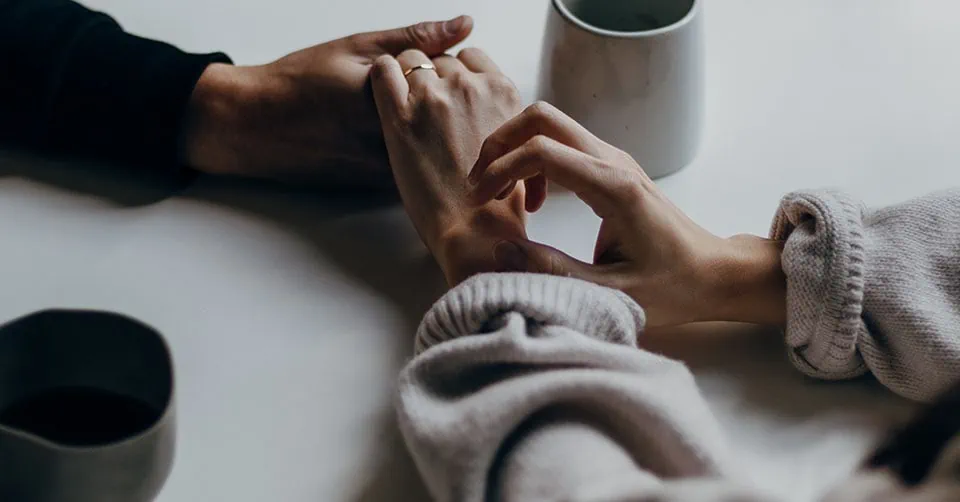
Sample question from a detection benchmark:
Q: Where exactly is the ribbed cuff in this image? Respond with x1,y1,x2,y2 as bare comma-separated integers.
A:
771,190,870,380
415,273,646,355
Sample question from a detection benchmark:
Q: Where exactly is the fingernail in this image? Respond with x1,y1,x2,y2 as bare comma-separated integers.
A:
494,241,527,271
444,15,466,36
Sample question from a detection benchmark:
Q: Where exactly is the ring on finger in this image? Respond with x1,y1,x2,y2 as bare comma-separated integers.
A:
403,63,437,78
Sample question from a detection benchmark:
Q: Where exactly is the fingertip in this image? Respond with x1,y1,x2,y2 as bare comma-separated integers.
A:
449,15,474,37
524,176,548,212
428,15,472,54
469,143,494,183
371,55,397,78
467,159,483,185
526,189,547,212
369,55,407,108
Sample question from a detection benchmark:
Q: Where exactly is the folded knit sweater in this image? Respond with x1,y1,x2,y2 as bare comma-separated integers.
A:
397,189,960,501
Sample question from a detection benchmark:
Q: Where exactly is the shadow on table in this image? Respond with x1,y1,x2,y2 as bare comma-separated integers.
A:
176,176,442,502
350,408,433,502
0,150,185,207
641,323,916,424
180,174,448,333
7,154,918,501
0,153,440,500
0,149,446,333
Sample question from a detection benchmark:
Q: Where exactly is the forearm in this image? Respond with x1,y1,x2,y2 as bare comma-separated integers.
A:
702,234,788,326
178,63,260,174
0,0,230,168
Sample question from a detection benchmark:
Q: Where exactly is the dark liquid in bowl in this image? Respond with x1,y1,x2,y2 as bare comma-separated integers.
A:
0,386,160,446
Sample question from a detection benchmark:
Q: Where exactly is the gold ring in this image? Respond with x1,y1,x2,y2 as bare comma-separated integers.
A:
403,63,437,78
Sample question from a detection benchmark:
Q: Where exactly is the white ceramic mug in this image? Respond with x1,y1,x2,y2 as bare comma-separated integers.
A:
538,0,704,178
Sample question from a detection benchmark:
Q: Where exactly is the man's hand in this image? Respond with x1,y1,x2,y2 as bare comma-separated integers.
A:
179,16,473,188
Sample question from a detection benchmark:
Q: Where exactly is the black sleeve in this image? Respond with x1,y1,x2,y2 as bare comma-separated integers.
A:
0,0,232,169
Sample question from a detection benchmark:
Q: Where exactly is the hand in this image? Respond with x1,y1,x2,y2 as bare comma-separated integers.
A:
468,102,786,327
369,48,527,285
180,16,473,188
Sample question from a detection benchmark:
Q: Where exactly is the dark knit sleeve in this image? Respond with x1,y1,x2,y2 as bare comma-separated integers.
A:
0,0,231,169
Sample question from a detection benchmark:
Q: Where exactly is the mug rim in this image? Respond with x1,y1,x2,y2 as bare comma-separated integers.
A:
550,0,700,38
0,309,176,452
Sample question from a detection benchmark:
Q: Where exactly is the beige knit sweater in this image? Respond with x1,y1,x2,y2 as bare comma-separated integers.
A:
397,190,960,501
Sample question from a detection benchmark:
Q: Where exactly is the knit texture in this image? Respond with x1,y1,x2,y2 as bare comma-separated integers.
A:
414,272,644,355
399,273,739,502
773,189,960,402
398,270,960,501
397,189,960,501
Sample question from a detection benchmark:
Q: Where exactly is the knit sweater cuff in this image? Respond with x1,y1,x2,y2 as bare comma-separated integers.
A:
414,273,646,355
770,190,870,380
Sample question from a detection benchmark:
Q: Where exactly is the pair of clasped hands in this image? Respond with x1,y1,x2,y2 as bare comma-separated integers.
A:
188,16,783,328
368,18,785,329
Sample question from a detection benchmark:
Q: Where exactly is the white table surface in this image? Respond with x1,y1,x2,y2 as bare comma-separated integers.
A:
3,0,958,500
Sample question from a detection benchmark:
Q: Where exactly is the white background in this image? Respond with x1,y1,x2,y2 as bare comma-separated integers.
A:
3,0,958,500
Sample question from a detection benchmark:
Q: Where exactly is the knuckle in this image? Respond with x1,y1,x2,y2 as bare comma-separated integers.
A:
504,86,522,107
458,47,482,59
611,170,646,205
527,101,556,120
448,70,470,88
370,56,394,78
488,74,520,100
542,252,568,277
405,22,434,46
397,48,426,62
526,135,552,155
421,85,452,110
613,147,640,168
460,84,482,104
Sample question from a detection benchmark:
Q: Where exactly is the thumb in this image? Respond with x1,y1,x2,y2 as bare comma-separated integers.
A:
494,239,616,287
369,16,474,56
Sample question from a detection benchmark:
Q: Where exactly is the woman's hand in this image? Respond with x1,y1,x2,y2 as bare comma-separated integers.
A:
469,102,786,327
181,17,473,189
369,48,527,285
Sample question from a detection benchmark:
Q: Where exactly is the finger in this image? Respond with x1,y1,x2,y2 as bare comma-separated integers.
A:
524,174,548,212
457,47,500,73
471,101,607,181
494,239,617,288
370,55,409,112
369,16,474,56
397,49,438,88
471,135,637,219
495,183,516,201
431,54,467,78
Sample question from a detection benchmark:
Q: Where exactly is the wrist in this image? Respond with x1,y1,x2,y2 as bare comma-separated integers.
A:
179,63,260,174
705,235,787,325
432,207,527,286
434,225,483,286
